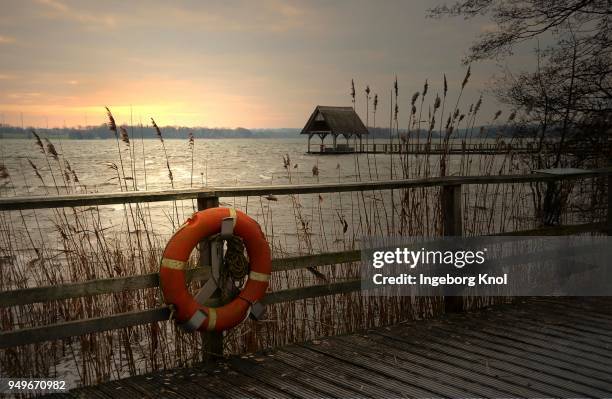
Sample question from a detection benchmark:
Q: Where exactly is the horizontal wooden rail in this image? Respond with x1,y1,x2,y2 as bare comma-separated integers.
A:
0,168,610,211
0,308,172,349
491,221,607,236
0,267,209,309
0,279,363,349
0,250,361,308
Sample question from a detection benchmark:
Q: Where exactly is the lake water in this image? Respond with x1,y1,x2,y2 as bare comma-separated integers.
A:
0,137,476,193
0,137,509,257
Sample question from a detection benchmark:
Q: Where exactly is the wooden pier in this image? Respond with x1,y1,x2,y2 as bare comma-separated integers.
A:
309,141,544,155
66,297,612,398
1,168,611,397
300,106,605,155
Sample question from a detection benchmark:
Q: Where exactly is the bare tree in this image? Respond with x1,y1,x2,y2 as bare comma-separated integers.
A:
429,0,610,149
430,0,611,225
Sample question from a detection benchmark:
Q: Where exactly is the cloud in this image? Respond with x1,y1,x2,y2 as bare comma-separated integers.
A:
36,0,117,29
0,35,15,44
148,1,320,33
0,1,514,128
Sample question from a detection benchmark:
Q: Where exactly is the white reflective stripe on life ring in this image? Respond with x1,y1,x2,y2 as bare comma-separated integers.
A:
180,310,207,332
206,308,217,331
161,258,187,270
249,271,271,282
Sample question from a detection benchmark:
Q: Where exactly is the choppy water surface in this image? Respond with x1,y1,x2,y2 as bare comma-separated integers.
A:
0,137,475,192
0,137,499,255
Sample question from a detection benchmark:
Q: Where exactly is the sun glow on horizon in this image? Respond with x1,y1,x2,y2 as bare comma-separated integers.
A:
0,0,511,130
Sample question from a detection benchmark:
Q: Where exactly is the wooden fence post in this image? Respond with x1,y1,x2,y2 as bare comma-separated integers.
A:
608,175,612,236
442,184,463,237
441,184,464,313
197,196,223,363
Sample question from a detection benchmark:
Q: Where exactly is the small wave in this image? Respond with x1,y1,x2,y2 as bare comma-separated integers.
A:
97,182,116,187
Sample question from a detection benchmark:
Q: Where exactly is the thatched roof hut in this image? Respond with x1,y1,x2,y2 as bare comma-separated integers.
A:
301,106,368,137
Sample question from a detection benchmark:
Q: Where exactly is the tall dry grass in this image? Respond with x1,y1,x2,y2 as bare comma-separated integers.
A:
0,72,608,389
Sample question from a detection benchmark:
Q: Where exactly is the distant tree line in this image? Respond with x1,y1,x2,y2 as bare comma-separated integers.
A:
0,124,301,139
0,124,541,140
366,126,541,139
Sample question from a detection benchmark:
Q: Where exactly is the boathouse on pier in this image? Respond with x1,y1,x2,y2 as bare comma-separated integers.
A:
301,105,368,153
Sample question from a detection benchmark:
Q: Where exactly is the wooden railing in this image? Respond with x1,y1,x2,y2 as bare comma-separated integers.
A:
1,168,610,357
308,141,602,155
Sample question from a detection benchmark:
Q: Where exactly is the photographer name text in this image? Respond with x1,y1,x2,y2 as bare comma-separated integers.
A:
372,273,508,287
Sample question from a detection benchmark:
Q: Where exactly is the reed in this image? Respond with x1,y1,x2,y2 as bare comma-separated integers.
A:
0,72,607,389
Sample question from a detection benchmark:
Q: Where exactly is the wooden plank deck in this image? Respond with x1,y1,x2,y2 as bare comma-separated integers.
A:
53,297,612,398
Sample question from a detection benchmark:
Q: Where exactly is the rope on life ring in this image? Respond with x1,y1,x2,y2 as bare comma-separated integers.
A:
224,236,249,281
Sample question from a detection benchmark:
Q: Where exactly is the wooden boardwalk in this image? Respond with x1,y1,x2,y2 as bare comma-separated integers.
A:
57,297,612,398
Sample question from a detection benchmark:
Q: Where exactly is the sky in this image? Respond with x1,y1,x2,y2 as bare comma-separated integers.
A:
0,0,536,129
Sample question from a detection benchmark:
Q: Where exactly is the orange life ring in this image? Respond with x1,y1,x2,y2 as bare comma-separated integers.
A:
159,207,271,332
